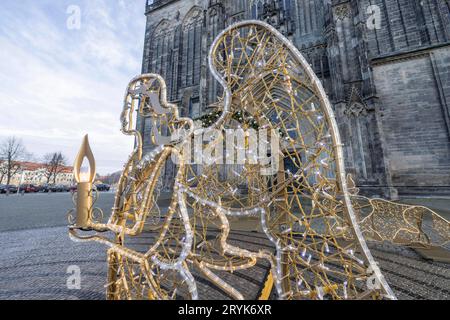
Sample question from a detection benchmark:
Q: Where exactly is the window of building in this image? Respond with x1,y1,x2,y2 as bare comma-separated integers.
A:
149,21,172,78
181,8,203,87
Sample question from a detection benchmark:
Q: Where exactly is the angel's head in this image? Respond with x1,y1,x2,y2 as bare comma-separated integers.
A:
121,74,194,149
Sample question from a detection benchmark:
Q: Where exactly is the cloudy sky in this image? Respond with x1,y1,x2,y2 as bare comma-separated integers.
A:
0,0,147,174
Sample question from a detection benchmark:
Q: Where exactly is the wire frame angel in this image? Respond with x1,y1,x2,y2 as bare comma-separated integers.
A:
68,21,397,300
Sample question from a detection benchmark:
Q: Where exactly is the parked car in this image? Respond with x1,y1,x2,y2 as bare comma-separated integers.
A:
39,184,51,193
1,185,18,194
95,184,111,192
19,184,39,193
60,185,70,192
0,184,6,194
48,185,64,192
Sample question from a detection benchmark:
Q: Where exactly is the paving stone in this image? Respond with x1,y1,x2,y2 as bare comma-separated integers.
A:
0,193,448,300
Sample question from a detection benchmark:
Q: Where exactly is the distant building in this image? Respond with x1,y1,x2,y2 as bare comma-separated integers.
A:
0,162,74,186
140,0,450,198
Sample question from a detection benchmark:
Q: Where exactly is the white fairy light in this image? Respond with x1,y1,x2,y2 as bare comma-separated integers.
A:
316,286,325,300
319,263,330,271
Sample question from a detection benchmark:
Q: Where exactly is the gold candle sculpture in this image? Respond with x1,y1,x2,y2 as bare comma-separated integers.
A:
73,135,96,229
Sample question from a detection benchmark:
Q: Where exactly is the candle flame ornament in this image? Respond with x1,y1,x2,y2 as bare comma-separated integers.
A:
66,20,448,300
71,135,97,229
73,135,96,183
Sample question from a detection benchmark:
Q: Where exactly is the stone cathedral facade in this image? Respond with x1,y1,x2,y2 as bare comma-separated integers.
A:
139,0,450,198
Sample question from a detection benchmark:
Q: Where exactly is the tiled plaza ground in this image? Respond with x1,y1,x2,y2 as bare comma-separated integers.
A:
0,193,449,300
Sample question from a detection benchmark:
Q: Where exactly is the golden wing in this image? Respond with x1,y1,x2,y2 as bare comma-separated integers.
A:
180,21,396,300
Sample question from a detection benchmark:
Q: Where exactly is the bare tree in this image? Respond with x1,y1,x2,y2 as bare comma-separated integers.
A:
0,169,5,184
0,137,28,185
43,152,68,185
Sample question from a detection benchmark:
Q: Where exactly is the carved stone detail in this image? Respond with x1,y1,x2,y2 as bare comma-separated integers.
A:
182,8,203,30
345,86,368,117
334,3,351,21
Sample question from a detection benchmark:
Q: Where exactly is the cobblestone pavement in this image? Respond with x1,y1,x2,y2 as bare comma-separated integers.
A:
0,226,107,300
0,194,448,300
1,224,448,300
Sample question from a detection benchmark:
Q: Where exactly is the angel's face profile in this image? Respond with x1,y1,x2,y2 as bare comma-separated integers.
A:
123,74,194,149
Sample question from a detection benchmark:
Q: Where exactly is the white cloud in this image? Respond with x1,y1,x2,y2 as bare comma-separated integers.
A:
0,0,147,174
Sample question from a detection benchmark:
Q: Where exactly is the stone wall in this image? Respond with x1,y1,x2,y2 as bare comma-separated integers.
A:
373,46,450,195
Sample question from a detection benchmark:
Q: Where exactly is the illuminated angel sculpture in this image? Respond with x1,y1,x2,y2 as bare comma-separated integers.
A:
68,21,405,300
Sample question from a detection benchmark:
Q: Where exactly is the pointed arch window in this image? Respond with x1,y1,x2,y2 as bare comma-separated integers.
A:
149,21,172,78
250,0,292,33
181,8,204,87
250,0,265,19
